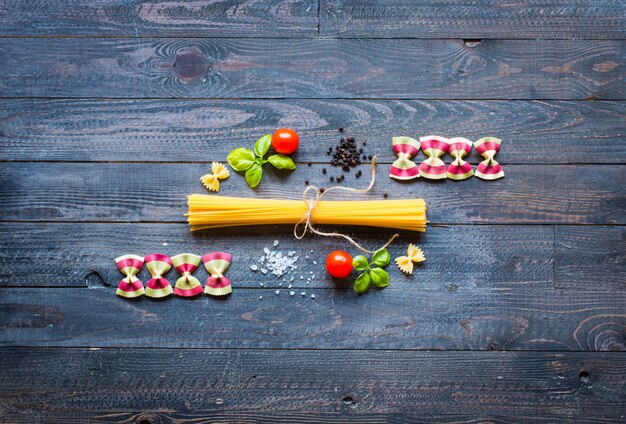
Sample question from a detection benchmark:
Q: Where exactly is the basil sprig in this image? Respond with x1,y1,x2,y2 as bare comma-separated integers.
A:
352,249,390,293
227,134,296,188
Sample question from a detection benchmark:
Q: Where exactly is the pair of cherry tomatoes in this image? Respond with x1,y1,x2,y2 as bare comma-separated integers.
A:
272,128,299,155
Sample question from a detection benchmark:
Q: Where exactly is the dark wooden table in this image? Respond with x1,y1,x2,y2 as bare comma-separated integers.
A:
1,1,625,422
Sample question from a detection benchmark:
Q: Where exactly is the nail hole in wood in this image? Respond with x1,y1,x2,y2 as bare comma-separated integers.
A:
579,370,591,383
342,396,357,408
463,39,482,48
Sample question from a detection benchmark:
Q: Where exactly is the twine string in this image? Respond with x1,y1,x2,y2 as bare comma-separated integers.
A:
294,156,399,253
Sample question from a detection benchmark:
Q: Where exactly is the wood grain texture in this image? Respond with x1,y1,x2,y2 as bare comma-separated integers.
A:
1,163,624,224
1,348,625,423
0,223,553,288
1,287,625,350
0,0,318,37
1,99,624,164
556,226,626,290
321,0,626,39
1,38,624,99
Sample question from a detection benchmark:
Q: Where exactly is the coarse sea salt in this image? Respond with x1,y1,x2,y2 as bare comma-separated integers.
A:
255,246,301,278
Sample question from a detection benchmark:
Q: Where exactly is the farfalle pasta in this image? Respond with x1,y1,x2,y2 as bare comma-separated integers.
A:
419,136,450,180
446,137,474,180
144,253,173,298
201,162,230,192
202,252,232,296
395,244,425,274
389,136,420,180
474,137,504,180
115,254,145,298
172,253,203,297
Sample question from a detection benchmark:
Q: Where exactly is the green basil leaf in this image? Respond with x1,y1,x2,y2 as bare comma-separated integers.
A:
353,272,371,294
370,267,389,288
227,148,255,171
371,248,390,267
352,255,369,271
267,154,296,170
244,162,263,188
254,134,272,159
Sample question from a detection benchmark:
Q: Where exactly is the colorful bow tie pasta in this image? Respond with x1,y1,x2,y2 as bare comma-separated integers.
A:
389,136,420,180
144,253,173,298
419,136,450,180
115,254,145,298
446,137,474,180
474,137,504,180
172,253,203,297
201,162,230,192
203,252,233,296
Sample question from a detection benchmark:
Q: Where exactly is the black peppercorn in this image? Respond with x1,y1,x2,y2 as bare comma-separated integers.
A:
383,193,388,198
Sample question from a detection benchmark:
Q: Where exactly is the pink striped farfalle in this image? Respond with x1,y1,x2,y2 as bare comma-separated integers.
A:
474,137,504,180
202,252,233,296
389,136,420,180
446,137,474,180
419,136,450,180
172,253,203,297
115,254,145,298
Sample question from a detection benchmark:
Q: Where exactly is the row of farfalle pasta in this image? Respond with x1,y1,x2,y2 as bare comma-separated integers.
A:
115,253,232,299
390,136,504,181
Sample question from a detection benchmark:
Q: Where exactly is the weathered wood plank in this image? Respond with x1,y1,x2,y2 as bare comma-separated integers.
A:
1,348,625,422
0,223,553,289
1,99,624,164
0,163,623,224
1,287,625,350
556,227,626,290
1,38,624,99
321,0,626,39
0,0,318,37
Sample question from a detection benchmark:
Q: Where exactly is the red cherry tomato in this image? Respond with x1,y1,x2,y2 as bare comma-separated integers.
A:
272,128,299,155
326,250,353,279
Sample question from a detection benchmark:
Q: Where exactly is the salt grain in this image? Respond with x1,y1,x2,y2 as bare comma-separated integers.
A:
310,294,316,299
273,240,279,246
275,290,280,295
259,296,263,299
290,291,295,296
301,292,306,296
250,265,258,271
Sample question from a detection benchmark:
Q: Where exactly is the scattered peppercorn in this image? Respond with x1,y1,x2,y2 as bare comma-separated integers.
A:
305,180,309,185
325,132,371,180
320,188,325,193
307,162,312,167
383,193,389,198
330,176,334,182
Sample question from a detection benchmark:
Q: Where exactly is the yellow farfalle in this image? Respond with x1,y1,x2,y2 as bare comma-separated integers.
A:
201,162,230,192
395,243,425,274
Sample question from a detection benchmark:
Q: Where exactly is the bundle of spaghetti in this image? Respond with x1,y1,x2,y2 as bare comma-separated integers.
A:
187,194,426,232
